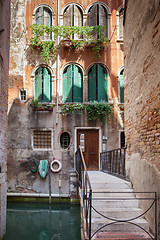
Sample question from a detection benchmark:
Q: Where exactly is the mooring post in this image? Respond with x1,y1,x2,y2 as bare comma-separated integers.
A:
48,160,52,204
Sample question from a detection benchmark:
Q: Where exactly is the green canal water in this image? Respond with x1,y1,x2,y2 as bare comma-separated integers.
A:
5,202,81,240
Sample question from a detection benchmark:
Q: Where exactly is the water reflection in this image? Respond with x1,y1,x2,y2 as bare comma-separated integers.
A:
6,202,81,240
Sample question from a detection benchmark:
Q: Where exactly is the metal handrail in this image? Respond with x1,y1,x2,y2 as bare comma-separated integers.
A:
76,147,157,240
90,191,157,240
100,147,127,179
75,146,92,240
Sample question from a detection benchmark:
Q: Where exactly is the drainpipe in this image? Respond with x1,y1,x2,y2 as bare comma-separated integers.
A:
56,0,60,124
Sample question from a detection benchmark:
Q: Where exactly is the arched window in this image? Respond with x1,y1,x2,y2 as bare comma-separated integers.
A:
117,7,124,40
119,69,124,103
63,4,83,39
35,67,51,102
35,6,52,40
87,3,108,38
88,64,108,102
62,64,83,103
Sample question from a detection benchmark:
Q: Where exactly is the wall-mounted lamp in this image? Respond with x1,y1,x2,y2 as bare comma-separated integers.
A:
103,136,108,142
102,136,108,152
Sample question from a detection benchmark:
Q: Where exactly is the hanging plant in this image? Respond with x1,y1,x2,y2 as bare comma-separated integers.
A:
30,25,109,62
31,99,54,111
61,101,112,121
86,101,112,121
61,103,85,116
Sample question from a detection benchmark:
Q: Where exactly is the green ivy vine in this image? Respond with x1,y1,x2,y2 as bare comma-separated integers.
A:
30,24,109,63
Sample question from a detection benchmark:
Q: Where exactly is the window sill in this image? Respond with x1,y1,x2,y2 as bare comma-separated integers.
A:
32,107,53,111
117,39,124,42
33,148,53,151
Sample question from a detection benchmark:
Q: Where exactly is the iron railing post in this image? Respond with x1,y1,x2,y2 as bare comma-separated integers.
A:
75,147,92,240
100,147,127,179
155,192,157,240
89,189,92,240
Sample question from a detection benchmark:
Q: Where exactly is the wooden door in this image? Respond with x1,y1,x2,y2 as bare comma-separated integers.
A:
77,129,99,170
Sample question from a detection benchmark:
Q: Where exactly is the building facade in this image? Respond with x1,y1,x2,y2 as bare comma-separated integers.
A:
0,0,10,239
124,0,160,236
8,0,124,198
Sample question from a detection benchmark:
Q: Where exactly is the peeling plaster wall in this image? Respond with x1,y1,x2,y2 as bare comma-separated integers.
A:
9,0,26,103
124,0,160,237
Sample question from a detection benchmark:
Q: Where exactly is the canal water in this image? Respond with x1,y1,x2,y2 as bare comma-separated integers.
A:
5,202,81,240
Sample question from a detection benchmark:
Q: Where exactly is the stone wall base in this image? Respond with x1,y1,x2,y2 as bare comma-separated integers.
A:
0,174,7,240
126,154,160,237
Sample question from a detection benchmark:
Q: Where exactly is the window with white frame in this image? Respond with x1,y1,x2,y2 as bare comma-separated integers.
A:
62,64,83,103
60,132,71,149
87,3,109,38
117,7,124,40
33,130,52,149
35,66,52,103
20,89,27,101
35,6,52,40
119,68,124,103
88,64,108,102
63,4,83,39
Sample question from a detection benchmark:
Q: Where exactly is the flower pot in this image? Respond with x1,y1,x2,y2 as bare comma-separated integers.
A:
61,40,71,48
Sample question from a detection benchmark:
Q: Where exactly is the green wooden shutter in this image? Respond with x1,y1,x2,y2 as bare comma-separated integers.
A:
63,65,72,102
98,65,108,101
73,65,83,102
43,68,51,102
35,67,42,101
120,70,124,103
88,65,96,101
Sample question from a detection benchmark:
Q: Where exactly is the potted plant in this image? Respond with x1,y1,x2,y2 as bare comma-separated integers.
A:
31,99,54,111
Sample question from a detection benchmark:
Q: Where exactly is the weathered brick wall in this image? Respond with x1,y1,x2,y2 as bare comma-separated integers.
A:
0,0,10,239
124,0,160,236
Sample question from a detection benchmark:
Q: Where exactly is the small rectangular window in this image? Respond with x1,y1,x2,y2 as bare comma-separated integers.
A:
120,131,125,148
33,130,52,149
20,89,27,101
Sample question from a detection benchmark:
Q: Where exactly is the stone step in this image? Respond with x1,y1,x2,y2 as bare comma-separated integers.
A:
92,199,140,208
86,172,151,239
92,232,152,240
88,171,130,183
91,218,149,233
92,207,143,219
91,182,132,190
92,189,135,198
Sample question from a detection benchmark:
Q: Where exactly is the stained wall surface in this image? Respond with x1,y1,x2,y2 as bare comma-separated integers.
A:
124,0,160,236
